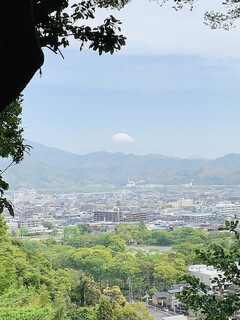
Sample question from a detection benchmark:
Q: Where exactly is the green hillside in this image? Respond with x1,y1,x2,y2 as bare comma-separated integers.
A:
2,141,240,190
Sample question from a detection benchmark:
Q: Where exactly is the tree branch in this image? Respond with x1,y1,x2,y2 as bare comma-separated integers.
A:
39,35,58,47
33,0,67,23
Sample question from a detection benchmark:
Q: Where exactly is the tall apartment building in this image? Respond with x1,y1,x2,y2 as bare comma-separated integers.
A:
123,211,147,222
94,210,123,223
93,210,147,223
17,218,41,229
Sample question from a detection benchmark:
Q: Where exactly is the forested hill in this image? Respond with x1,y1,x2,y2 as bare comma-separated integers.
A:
2,140,240,190
1,220,235,319
0,217,156,320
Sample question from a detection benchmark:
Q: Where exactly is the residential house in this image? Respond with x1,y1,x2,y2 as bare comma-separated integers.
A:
166,284,189,312
152,291,167,307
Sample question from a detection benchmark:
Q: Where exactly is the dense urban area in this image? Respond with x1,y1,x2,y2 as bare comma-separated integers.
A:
6,185,240,235
2,185,240,320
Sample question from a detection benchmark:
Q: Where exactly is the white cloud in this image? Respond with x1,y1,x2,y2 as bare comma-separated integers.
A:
112,133,136,143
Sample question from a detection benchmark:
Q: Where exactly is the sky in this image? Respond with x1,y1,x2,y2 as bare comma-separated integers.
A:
22,0,240,159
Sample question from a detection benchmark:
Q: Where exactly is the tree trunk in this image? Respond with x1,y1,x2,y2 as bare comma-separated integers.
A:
0,0,44,112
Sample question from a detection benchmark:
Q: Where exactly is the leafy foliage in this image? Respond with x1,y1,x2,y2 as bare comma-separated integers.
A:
35,0,129,56
0,218,155,319
103,286,127,306
42,221,53,229
51,223,238,297
0,97,29,216
179,220,240,320
0,96,27,163
0,307,54,320
4,216,237,319
160,0,240,30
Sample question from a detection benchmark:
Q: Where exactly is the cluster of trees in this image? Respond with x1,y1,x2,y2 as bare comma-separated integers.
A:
57,221,240,319
0,215,154,320
64,229,127,252
1,215,240,319
64,222,235,248
22,241,184,299
179,220,240,319
20,223,235,298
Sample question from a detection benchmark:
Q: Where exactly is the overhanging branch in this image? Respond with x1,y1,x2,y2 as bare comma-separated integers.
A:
33,0,67,23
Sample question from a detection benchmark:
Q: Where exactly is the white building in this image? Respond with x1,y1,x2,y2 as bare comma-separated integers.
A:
181,213,214,221
17,218,44,232
13,189,38,204
5,217,18,230
189,265,229,291
216,203,240,215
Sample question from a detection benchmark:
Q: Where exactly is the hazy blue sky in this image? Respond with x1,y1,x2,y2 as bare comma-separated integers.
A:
22,0,240,158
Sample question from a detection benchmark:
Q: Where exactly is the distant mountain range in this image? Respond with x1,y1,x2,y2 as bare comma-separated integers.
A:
2,140,240,191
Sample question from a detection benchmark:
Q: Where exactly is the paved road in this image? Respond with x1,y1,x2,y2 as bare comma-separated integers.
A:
147,305,175,320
